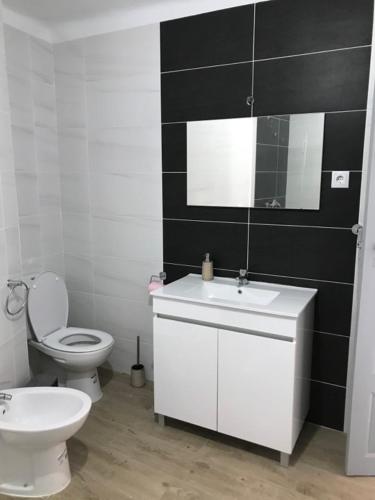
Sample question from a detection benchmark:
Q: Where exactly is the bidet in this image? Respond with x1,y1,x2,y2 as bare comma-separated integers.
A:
0,386,91,498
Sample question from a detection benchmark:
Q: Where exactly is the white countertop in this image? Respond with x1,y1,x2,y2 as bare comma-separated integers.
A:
151,274,317,318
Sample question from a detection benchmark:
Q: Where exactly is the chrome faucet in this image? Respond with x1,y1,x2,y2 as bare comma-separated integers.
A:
0,393,12,401
237,269,248,287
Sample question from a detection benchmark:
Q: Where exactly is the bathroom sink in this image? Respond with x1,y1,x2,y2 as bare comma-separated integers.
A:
151,274,318,318
199,281,279,306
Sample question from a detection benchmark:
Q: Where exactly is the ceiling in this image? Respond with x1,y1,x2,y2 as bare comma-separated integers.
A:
2,0,264,43
4,0,154,23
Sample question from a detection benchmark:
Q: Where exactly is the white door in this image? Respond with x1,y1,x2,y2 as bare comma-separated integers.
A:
346,108,375,474
153,317,218,430
217,329,295,453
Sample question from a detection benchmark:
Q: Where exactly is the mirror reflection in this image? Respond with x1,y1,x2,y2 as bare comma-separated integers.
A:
187,113,325,210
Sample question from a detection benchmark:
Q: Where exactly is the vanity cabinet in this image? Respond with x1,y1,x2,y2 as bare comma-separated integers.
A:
152,274,316,463
218,329,294,453
153,317,217,430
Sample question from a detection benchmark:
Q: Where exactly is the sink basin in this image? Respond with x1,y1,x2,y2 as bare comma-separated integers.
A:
151,274,317,317
199,281,280,306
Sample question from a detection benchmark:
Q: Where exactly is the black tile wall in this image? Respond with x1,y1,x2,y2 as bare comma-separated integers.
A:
163,219,248,270
255,145,279,172
160,0,373,431
323,111,366,171
164,263,237,285
161,5,254,71
248,274,354,337
162,124,187,172
249,225,356,283
250,171,362,227
308,381,346,430
253,47,371,116
311,332,349,386
161,63,253,122
254,172,280,200
255,0,373,59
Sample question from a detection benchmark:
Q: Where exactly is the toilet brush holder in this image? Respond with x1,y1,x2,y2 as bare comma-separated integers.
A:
130,336,145,388
130,364,145,387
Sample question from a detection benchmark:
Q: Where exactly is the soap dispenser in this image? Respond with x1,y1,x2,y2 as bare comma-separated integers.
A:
202,253,214,281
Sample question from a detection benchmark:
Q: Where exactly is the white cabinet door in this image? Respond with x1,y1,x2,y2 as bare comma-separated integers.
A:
218,329,295,453
154,317,218,430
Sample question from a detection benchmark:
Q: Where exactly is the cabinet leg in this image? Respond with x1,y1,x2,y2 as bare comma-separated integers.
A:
280,452,290,467
158,414,165,427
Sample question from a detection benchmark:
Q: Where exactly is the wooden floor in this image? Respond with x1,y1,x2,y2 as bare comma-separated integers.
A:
3,370,375,500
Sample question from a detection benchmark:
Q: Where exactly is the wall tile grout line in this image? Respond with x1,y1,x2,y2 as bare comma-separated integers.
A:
321,109,367,114
163,218,354,230
163,262,355,286
246,208,250,271
254,44,372,63
161,59,254,74
251,2,256,113
314,330,351,339
248,271,354,286
161,109,367,126
322,170,362,174
162,170,363,176
256,143,289,148
160,44,371,75
249,223,353,230
162,169,362,174
310,379,346,390
246,2,256,272
164,218,248,225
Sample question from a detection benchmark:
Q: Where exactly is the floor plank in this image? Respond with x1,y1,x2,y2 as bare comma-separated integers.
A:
2,370,375,500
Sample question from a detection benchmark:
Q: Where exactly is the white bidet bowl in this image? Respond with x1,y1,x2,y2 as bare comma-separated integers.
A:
0,387,91,498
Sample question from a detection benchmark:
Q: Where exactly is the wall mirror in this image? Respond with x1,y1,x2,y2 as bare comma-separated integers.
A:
187,113,325,210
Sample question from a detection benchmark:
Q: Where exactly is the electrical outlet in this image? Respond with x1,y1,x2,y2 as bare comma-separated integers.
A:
331,171,350,188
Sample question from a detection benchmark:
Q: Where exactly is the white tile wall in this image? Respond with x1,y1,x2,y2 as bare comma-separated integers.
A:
11,125,36,172
34,126,59,172
0,2,29,389
58,128,88,173
90,171,162,218
88,125,162,175
92,215,161,262
0,19,162,386
0,110,12,165
56,23,162,380
64,254,94,293
4,24,64,280
1,170,19,227
68,291,95,329
94,293,154,373
30,37,54,84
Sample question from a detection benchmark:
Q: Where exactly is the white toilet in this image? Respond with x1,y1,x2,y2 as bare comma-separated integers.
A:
0,386,91,497
28,272,114,402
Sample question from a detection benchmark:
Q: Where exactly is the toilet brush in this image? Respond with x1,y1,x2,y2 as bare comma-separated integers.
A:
130,336,145,387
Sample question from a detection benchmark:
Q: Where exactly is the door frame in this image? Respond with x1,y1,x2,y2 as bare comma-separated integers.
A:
344,6,375,473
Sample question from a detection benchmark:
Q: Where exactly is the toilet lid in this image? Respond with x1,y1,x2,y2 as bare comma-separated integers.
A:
28,272,69,342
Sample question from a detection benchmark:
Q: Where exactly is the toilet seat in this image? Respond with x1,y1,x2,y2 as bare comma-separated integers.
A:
27,271,114,403
42,327,114,353
28,272,113,354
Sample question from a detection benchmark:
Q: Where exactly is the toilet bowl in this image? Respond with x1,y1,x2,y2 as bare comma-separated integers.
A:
28,272,114,402
0,386,91,498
